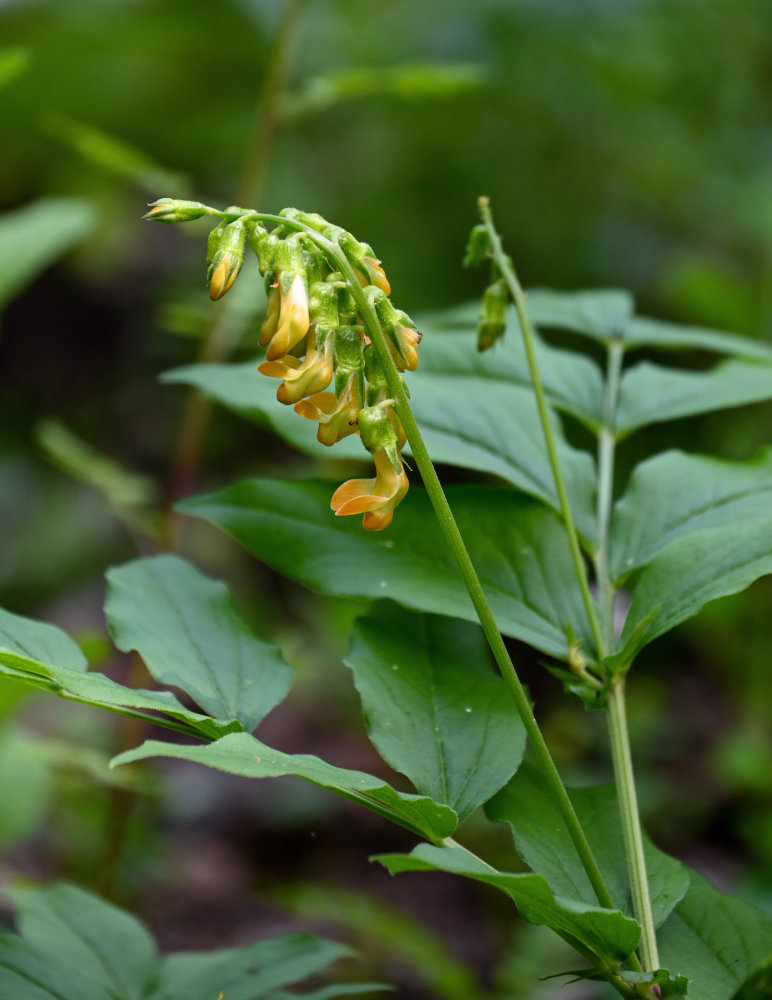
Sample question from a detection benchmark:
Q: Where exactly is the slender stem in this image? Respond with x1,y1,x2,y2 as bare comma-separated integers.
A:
477,198,605,661
595,337,624,651
607,681,660,972
594,338,659,972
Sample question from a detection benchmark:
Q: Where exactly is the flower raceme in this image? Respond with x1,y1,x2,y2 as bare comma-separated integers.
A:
145,200,420,529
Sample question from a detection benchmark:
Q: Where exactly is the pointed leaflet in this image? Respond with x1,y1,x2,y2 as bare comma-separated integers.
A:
105,555,293,732
376,843,640,966
179,481,596,662
345,602,526,823
610,449,772,581
153,935,354,1000
658,869,772,1000
616,358,772,438
3,883,157,1000
623,315,772,360
0,883,377,1000
113,731,458,842
485,764,689,928
0,606,87,672
617,515,772,659
0,605,234,739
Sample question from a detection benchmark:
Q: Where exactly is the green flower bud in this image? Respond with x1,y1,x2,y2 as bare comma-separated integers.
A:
144,198,210,223
206,216,247,300
332,326,365,374
463,223,490,267
309,281,340,327
357,403,399,457
477,278,509,351
246,225,277,276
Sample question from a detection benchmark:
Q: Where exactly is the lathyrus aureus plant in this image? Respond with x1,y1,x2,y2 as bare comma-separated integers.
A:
148,197,419,530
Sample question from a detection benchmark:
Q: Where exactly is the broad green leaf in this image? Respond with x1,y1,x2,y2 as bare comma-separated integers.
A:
0,651,239,741
345,602,526,823
0,937,113,1000
113,731,458,842
154,934,353,1000
658,870,772,1000
163,305,599,540
517,288,635,342
5,883,156,1000
624,315,772,360
0,606,87,672
611,449,772,581
486,764,689,928
616,358,772,438
376,843,641,965
617,516,772,659
179,481,595,661
0,882,377,1000
105,555,293,733
0,198,96,311
43,113,188,194
0,607,238,739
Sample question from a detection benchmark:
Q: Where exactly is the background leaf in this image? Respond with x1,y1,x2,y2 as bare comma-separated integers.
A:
105,554,293,732
5,882,157,1000
0,198,96,311
486,764,689,928
179,481,595,661
113,731,458,843
658,870,772,1000
616,358,772,438
375,843,641,966
610,449,772,580
345,602,526,823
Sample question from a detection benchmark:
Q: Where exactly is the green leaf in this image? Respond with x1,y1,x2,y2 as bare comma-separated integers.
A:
616,358,772,438
153,934,353,1000
375,843,641,965
617,516,772,659
624,315,772,360
105,555,293,732
42,113,188,194
345,602,526,823
0,606,87,672
113,731,458,842
485,764,689,928
179,481,595,661
517,288,635,343
0,198,97,311
658,870,772,1000
0,882,376,1000
611,449,772,581
0,605,239,740
4,883,156,1000
284,62,486,119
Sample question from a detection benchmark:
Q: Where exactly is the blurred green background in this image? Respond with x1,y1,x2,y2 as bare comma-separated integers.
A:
1,1,772,996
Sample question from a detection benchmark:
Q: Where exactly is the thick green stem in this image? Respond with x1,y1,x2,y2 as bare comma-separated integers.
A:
607,681,660,972
477,198,605,661
594,338,659,972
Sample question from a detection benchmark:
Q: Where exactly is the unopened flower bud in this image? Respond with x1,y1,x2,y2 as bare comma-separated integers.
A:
144,198,209,223
206,216,247,300
247,224,277,276
463,224,491,267
477,278,509,351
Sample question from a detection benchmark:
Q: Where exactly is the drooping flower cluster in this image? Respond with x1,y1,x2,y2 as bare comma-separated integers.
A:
146,200,421,530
